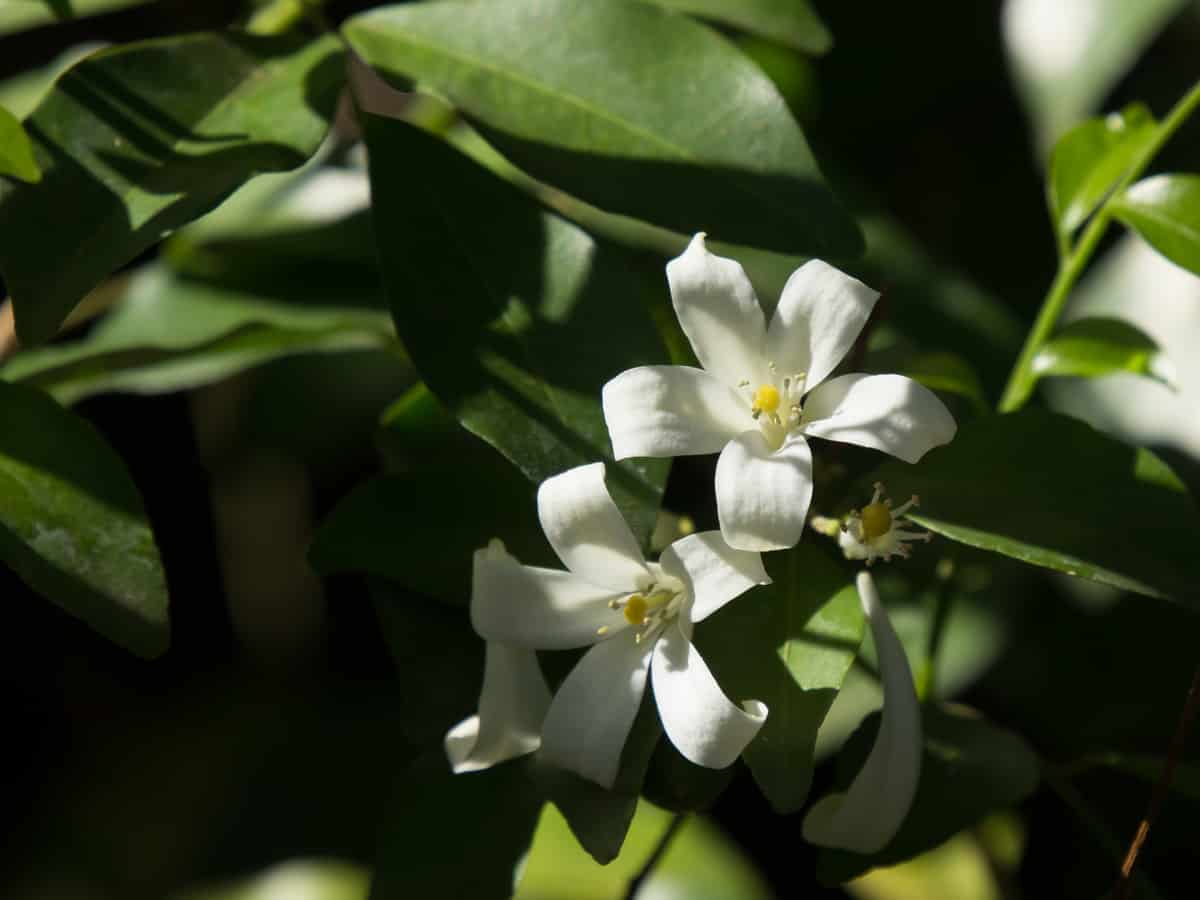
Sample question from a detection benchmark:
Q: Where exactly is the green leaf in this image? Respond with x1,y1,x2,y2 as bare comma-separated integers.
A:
645,0,831,54
0,105,41,182
0,0,150,36
865,410,1200,604
0,32,344,345
696,544,864,813
816,705,1040,883
1004,0,1188,150
345,0,861,257
0,381,168,657
515,801,772,900
1032,316,1174,388
1048,104,1157,237
1112,174,1200,275
363,115,669,545
900,351,988,412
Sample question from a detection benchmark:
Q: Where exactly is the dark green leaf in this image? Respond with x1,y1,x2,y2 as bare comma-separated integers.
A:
0,0,150,36
346,0,861,257
0,105,41,182
363,115,669,545
642,739,735,812
0,380,168,657
0,32,344,345
1048,104,1157,237
816,705,1040,883
900,351,989,411
1112,174,1200,275
865,410,1200,604
697,544,864,813
646,0,831,54
1032,316,1174,387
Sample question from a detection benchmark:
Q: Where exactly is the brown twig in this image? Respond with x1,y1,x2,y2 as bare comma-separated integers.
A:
1111,663,1200,900
0,299,17,363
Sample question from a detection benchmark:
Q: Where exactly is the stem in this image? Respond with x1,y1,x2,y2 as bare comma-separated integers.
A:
915,575,953,703
998,78,1200,413
245,0,326,35
623,813,686,899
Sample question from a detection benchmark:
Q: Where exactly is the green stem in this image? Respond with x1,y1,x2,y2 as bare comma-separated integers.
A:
245,0,326,35
915,575,953,703
998,78,1200,413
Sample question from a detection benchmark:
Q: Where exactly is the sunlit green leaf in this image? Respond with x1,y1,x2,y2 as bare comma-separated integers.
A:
0,105,41,182
346,0,861,257
175,861,369,900
0,381,169,657
363,115,669,545
646,0,831,54
0,32,344,345
696,544,864,813
865,410,1200,604
1048,104,1157,237
0,0,150,36
817,705,1040,883
1112,174,1200,275
1032,316,1174,388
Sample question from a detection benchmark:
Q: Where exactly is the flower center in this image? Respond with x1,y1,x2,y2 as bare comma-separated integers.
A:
601,577,685,643
860,502,893,541
751,385,780,416
740,364,806,450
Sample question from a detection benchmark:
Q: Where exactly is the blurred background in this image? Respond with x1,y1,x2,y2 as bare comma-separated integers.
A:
2,1,1200,898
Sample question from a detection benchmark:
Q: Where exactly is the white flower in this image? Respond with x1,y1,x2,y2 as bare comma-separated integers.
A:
470,463,770,789
602,234,957,552
803,571,922,853
837,482,932,565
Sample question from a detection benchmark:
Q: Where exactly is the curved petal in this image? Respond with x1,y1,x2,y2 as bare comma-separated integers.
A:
767,260,879,390
659,530,770,623
715,431,813,552
603,365,748,459
666,233,767,387
802,572,922,854
445,642,551,773
537,463,649,591
539,628,653,788
802,374,957,463
471,544,624,649
651,625,767,769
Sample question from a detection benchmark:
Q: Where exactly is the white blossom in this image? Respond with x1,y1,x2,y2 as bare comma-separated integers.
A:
603,234,956,552
470,463,770,788
837,482,932,564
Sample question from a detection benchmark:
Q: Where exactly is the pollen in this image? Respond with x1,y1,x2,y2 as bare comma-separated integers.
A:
751,384,780,415
623,593,648,625
860,502,893,541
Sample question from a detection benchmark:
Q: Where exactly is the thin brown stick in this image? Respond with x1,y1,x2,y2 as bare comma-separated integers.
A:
0,299,17,363
1111,664,1200,900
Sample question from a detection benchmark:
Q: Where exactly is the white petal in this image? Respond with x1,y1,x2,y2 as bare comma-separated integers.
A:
666,233,768,387
651,625,767,769
659,530,770,623
715,431,813,552
537,463,649,591
445,642,551,774
539,629,653,788
602,365,748,459
767,260,879,390
471,546,624,649
802,572,922,854
802,374,957,463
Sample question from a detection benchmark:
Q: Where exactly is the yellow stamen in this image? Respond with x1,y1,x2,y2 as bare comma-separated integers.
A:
623,594,648,625
861,502,893,541
751,384,780,415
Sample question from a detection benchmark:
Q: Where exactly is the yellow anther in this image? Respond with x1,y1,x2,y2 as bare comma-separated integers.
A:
860,502,893,541
623,594,648,625
751,384,780,415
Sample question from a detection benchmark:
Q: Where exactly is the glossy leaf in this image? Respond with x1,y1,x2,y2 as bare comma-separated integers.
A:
647,0,831,54
696,544,865,813
1003,0,1188,149
1112,174,1200,275
817,705,1039,883
0,0,149,36
346,0,861,257
0,381,169,657
0,32,344,345
1032,316,1174,388
1048,105,1157,237
0,105,41,182
363,115,669,545
865,410,1200,604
